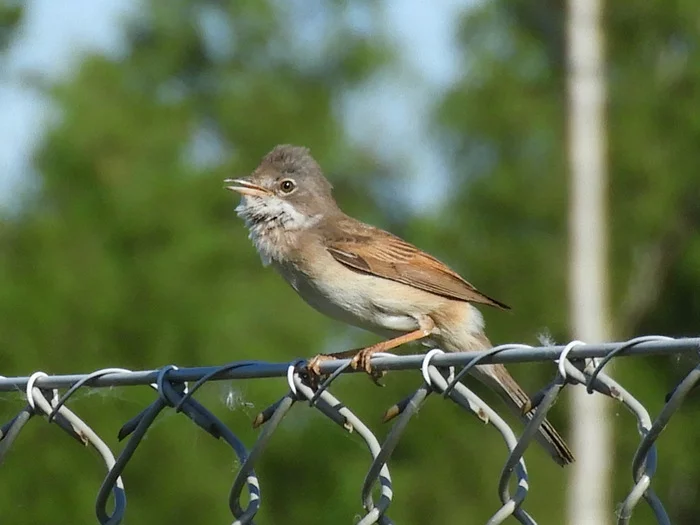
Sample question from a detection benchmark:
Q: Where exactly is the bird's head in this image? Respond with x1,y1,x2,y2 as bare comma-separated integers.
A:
226,144,338,232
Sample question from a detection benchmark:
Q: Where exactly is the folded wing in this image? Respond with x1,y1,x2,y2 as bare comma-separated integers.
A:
325,220,510,310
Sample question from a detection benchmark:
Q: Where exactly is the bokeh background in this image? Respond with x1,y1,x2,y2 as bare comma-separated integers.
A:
1,1,699,524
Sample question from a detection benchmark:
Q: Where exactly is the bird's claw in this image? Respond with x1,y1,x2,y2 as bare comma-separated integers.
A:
369,369,386,387
350,348,386,386
350,349,374,374
305,354,336,390
307,354,334,376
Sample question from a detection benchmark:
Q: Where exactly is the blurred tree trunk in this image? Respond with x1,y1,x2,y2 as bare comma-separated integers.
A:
566,0,611,524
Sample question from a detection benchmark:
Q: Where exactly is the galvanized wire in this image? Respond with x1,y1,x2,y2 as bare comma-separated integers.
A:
0,336,698,524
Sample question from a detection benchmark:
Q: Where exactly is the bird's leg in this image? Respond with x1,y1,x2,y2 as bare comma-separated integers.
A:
306,349,386,387
306,317,435,384
306,350,382,387
351,317,436,375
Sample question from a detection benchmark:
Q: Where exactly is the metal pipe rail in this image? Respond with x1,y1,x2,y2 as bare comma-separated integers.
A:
0,337,697,391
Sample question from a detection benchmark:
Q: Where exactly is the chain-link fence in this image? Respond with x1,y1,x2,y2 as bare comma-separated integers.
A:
1,336,698,524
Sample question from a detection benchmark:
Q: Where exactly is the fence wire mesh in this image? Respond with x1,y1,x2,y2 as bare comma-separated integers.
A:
1,336,698,524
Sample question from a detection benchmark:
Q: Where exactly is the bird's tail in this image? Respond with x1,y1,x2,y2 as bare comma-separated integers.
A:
464,331,574,466
471,361,575,466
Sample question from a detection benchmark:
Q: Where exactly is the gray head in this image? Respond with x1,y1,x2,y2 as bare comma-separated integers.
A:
226,145,340,232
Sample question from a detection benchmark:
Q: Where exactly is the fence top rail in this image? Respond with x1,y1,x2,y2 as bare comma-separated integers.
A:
1,336,697,391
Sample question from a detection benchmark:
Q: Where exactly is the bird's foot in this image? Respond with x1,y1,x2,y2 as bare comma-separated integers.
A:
304,354,336,389
307,354,336,376
350,346,387,386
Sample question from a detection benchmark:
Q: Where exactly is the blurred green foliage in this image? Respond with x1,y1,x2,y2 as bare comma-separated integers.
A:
0,1,22,52
1,1,699,524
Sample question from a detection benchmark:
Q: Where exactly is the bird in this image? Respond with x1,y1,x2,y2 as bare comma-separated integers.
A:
225,144,574,466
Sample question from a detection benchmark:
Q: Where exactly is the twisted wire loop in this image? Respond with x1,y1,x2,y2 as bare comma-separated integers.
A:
26,382,127,525
626,364,700,525
582,338,676,525
426,364,535,525
292,373,395,525
97,365,261,525
1,337,699,524
364,383,431,507
510,351,666,525
359,353,446,525
230,393,296,525
533,342,671,525
585,336,674,394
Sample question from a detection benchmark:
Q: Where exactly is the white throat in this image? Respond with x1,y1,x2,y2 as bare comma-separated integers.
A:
235,195,321,266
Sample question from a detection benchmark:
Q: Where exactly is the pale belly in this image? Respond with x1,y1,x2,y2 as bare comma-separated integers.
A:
272,259,426,337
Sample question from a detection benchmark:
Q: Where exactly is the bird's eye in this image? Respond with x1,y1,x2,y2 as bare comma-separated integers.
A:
279,179,296,194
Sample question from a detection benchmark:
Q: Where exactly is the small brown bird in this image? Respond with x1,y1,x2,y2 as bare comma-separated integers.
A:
226,144,574,466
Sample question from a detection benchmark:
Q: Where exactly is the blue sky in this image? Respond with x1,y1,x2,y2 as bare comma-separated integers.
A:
0,0,472,210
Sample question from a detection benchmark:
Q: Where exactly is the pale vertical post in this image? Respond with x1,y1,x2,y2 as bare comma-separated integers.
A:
566,0,611,524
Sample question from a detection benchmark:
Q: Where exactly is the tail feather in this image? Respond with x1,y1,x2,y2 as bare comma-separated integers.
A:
472,362,575,467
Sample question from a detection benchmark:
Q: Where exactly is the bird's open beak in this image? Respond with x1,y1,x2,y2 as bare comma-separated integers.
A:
224,178,271,197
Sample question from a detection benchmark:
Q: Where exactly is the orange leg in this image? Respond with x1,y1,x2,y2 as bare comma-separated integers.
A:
351,318,435,374
307,317,435,379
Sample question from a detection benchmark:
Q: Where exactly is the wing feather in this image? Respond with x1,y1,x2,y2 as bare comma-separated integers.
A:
325,221,510,310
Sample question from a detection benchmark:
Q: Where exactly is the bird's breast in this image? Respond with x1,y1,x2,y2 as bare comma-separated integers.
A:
273,249,447,336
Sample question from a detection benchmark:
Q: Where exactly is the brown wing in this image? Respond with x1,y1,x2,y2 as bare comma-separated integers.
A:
325,219,510,310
